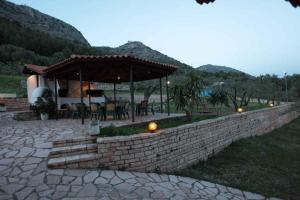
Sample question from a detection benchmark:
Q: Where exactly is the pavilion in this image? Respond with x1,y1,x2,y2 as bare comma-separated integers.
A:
23,54,177,124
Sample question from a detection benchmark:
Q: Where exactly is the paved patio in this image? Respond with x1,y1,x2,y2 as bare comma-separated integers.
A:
0,112,281,200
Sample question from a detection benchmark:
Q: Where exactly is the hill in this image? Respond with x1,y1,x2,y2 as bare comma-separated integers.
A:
197,64,246,74
0,0,89,45
95,41,193,73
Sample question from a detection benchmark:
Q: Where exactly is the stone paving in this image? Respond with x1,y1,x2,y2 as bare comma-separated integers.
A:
0,112,281,200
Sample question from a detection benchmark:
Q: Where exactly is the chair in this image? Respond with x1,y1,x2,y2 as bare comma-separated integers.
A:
105,102,116,120
71,103,80,119
140,100,148,115
117,101,129,119
76,103,87,118
90,103,99,120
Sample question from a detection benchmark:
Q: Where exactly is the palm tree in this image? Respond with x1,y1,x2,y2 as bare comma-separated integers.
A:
208,88,229,114
172,72,203,121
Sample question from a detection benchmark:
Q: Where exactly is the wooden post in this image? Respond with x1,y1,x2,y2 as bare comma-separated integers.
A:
88,82,91,112
130,66,135,122
79,66,84,125
159,78,163,113
166,75,170,116
54,76,58,120
113,81,117,119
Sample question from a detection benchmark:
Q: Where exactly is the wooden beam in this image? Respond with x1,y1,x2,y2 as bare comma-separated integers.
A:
130,66,135,122
54,76,58,120
80,66,84,125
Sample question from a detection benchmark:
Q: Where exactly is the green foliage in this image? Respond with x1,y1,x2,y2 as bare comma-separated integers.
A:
100,115,217,137
0,74,27,97
172,72,203,120
32,88,56,116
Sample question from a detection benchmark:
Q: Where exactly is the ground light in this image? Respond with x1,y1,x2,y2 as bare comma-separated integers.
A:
237,107,243,113
148,122,158,133
269,103,274,107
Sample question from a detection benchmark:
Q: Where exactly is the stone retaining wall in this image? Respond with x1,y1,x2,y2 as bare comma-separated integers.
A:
97,104,299,172
0,97,29,111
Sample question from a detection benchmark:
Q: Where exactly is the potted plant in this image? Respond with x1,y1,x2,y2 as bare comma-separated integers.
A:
0,103,6,112
35,97,55,120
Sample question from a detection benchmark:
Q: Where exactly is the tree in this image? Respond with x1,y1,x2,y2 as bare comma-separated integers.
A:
208,88,229,114
171,72,203,121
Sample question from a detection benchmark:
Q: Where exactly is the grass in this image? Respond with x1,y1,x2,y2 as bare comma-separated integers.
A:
0,74,27,97
174,117,300,200
100,114,218,137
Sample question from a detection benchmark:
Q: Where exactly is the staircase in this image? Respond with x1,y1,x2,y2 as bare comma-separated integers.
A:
48,136,100,168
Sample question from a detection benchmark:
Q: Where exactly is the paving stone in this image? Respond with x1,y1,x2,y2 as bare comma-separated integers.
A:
0,183,24,194
109,176,123,185
52,191,67,199
25,192,38,200
56,185,70,192
0,158,14,165
64,169,86,177
101,170,115,179
70,177,82,185
71,185,83,192
151,191,166,199
78,184,97,197
33,149,50,158
62,176,75,184
115,171,135,180
21,164,37,171
48,169,64,176
84,171,99,183
134,187,150,198
114,182,136,193
94,177,108,184
200,180,216,188
15,187,34,200
24,157,42,165
16,147,34,157
28,172,45,186
46,175,61,185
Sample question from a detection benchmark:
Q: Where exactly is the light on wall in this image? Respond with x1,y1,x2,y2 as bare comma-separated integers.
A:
148,122,158,133
237,107,243,113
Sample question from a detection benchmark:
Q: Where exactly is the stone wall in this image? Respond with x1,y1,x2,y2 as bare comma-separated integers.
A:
97,104,299,173
0,98,29,111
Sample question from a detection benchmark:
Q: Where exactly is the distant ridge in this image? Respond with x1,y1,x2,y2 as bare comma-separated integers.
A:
197,64,248,74
95,41,193,72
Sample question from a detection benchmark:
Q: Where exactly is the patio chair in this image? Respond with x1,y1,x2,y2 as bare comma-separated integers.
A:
90,103,99,120
71,103,80,119
117,101,129,119
76,103,88,118
105,102,116,120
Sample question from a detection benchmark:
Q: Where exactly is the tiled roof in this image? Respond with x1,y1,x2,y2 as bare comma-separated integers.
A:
44,54,177,73
23,64,47,75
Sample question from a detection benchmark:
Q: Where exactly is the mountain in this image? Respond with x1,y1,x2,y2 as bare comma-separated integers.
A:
197,64,246,74
95,41,193,72
0,0,89,45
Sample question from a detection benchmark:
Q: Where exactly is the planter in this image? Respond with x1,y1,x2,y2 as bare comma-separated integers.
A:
40,113,49,120
0,106,6,112
89,120,101,135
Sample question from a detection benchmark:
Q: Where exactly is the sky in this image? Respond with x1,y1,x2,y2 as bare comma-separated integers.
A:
9,0,300,76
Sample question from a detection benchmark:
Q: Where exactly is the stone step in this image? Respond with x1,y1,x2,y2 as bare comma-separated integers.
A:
53,136,97,147
48,153,99,168
49,143,98,158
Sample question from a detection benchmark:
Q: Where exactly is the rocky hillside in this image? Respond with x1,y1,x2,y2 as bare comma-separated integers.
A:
0,0,89,45
95,41,193,72
197,64,245,74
